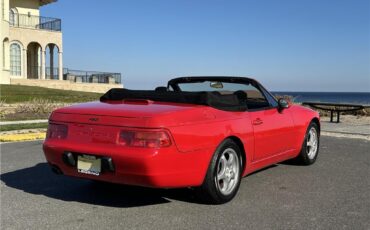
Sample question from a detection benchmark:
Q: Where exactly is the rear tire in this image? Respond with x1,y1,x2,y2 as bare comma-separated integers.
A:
295,122,320,165
197,139,243,204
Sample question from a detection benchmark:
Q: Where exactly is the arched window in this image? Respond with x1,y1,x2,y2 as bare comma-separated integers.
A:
9,8,17,26
10,43,21,76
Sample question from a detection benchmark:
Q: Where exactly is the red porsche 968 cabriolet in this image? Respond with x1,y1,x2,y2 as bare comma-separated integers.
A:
43,77,320,204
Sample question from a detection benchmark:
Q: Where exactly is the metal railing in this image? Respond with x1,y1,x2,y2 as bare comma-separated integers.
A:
31,67,121,84
63,68,122,84
10,13,61,31
45,67,59,80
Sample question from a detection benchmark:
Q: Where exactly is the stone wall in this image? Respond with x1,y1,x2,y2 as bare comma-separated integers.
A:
10,79,123,93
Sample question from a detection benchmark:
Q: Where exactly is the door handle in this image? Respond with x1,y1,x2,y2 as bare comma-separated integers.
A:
253,118,263,125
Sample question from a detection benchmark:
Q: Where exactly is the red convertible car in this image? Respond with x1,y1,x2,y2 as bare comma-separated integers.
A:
43,76,320,204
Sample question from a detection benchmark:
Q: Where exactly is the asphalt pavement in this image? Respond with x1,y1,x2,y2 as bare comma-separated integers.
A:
1,136,369,230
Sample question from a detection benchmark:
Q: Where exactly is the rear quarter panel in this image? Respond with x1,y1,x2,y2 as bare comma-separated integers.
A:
168,108,254,176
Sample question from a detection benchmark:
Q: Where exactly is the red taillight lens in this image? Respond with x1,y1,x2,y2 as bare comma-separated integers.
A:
47,124,68,139
118,130,171,148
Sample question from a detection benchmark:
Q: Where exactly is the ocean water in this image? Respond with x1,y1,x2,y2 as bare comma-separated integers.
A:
272,92,370,105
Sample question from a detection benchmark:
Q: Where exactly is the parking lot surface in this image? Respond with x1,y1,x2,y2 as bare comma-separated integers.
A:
1,136,369,230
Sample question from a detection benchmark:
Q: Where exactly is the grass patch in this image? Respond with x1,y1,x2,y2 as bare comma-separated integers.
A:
1,113,50,121
0,122,48,132
0,84,102,103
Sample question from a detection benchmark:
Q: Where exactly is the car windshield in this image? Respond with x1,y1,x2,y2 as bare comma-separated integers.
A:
177,81,251,94
175,80,265,100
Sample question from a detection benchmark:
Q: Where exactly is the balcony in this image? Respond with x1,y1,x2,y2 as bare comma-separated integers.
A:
44,67,122,84
63,69,122,84
10,13,61,32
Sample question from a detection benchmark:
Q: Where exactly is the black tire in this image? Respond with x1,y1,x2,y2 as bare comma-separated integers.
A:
295,122,320,165
197,139,243,204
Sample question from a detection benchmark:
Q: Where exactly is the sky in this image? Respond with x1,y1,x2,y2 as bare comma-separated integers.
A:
42,0,370,92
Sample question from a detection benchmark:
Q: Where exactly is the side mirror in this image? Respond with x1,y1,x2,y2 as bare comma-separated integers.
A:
278,98,289,110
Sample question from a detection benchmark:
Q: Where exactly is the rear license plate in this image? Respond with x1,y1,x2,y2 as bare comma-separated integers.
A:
77,155,101,176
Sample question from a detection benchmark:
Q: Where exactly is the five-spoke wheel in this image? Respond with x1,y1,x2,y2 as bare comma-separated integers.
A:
306,127,318,160
198,139,242,204
215,148,240,196
296,121,320,165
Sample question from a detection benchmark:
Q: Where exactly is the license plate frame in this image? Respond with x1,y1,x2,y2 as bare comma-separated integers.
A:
77,155,101,176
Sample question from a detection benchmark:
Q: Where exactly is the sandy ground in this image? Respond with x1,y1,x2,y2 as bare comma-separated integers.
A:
320,114,370,124
320,115,370,140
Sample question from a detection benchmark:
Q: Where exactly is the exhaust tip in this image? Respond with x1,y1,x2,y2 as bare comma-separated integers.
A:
62,152,76,167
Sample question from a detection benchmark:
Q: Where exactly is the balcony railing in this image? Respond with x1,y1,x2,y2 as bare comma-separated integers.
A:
63,68,122,84
45,67,59,80
44,66,121,84
39,66,121,84
10,13,61,31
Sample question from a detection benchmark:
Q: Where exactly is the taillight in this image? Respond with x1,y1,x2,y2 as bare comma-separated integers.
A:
47,123,68,139
118,129,171,148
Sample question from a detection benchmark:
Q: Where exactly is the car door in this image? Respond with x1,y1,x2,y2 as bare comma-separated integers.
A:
245,84,295,162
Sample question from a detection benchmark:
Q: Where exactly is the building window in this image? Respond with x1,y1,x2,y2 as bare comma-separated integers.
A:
9,8,17,26
10,43,21,76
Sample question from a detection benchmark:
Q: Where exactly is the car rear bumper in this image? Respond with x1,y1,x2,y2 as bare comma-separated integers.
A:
43,139,213,188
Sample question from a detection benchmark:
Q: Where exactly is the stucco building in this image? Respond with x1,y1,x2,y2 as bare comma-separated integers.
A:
1,0,122,92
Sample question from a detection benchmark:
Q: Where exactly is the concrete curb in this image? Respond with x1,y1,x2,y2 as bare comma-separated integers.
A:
0,119,48,125
0,132,46,142
321,131,370,141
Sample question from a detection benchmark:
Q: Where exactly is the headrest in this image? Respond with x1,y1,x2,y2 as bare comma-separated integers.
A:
155,86,168,92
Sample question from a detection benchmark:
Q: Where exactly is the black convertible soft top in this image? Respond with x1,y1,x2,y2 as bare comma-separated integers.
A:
100,88,248,111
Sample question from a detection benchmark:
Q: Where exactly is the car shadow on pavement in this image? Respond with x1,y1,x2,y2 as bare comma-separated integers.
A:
0,163,201,207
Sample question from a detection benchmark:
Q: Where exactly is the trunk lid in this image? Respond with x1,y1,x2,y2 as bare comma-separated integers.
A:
50,100,214,127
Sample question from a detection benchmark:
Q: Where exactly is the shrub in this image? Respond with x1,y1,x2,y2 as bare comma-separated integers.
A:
274,95,295,103
14,98,64,114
